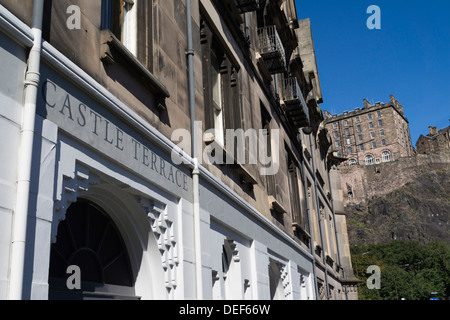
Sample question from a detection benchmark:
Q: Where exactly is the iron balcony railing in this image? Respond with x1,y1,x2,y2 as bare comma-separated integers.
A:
281,77,310,128
235,0,260,13
256,25,287,74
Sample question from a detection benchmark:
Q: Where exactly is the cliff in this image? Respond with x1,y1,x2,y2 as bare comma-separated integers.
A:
345,168,450,246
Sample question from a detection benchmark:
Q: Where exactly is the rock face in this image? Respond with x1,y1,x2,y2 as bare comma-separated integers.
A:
345,169,449,245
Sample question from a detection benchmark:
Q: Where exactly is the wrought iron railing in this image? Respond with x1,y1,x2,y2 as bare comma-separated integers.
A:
281,77,310,127
282,77,302,102
256,25,287,73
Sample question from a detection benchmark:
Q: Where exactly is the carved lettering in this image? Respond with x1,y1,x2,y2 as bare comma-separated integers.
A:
40,80,191,195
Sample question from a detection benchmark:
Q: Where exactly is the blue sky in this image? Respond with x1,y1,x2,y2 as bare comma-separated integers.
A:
294,0,450,145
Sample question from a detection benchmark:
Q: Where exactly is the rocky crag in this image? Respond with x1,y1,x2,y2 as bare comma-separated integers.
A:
345,168,449,246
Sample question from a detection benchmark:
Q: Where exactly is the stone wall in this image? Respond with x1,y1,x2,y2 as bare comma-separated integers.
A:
340,150,450,206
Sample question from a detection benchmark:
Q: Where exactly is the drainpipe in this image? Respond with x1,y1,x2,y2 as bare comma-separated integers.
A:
327,167,349,300
298,130,319,300
308,134,330,300
8,0,45,300
186,0,203,299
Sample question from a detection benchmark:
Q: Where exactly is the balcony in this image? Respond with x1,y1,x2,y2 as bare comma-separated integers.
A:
235,0,260,13
256,25,287,74
281,77,310,128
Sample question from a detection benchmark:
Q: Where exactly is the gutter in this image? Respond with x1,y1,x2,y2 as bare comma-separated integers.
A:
8,0,45,300
308,134,330,300
298,130,319,299
186,0,203,299
326,167,349,300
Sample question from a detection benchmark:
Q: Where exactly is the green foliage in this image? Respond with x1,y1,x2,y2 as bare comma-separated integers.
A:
351,240,450,300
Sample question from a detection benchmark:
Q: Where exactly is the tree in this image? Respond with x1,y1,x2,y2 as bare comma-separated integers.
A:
351,240,450,300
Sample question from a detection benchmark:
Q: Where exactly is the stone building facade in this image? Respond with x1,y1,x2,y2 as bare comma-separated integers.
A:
0,0,355,300
324,95,415,167
416,126,450,154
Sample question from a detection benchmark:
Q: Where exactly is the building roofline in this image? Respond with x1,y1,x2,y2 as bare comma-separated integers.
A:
323,101,409,124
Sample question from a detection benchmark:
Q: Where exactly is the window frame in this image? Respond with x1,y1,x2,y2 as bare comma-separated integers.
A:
382,151,391,162
200,17,242,148
365,155,374,165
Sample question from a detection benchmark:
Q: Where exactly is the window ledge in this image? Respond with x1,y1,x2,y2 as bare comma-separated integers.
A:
268,196,287,214
326,254,335,267
292,222,311,238
204,134,257,186
99,30,170,99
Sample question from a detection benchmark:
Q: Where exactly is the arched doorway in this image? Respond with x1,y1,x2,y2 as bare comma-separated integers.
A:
48,199,139,300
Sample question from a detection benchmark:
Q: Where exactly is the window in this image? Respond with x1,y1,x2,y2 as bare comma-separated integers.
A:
357,125,362,133
382,151,391,162
358,134,363,142
344,120,349,126
355,116,360,123
377,111,382,118
333,131,339,138
100,0,154,68
345,128,350,136
101,0,136,53
346,138,351,145
349,158,357,165
347,147,352,154
381,139,386,146
333,123,337,129
359,144,365,151
380,129,385,136
370,132,375,139
261,103,276,197
372,141,377,149
335,141,340,148
201,18,241,148
211,52,224,145
286,149,305,230
367,114,372,120
369,122,374,129
365,155,374,165
337,150,341,157
378,120,383,127
49,200,136,300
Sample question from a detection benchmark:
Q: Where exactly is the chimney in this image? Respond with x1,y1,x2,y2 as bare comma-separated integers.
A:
428,126,438,136
363,99,371,108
